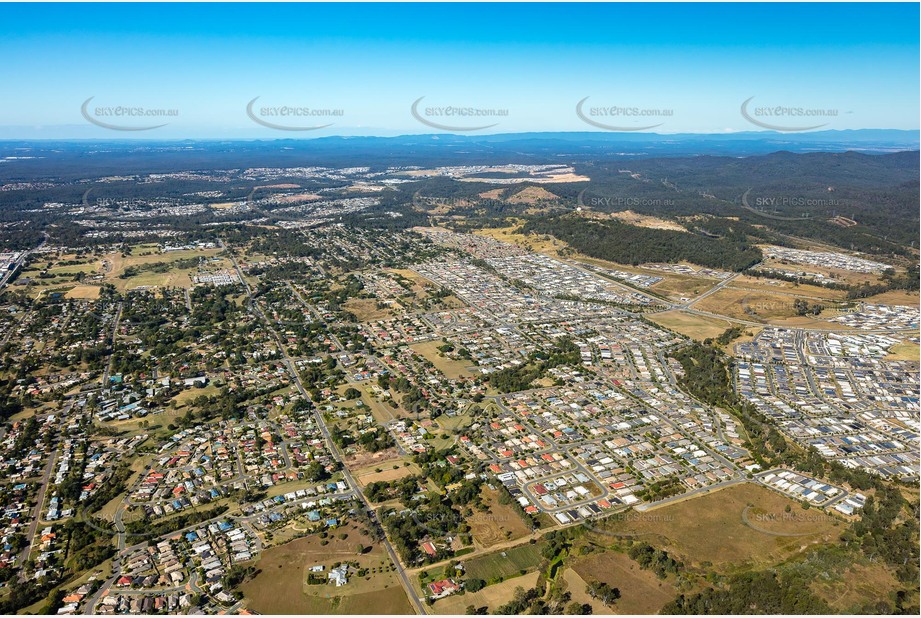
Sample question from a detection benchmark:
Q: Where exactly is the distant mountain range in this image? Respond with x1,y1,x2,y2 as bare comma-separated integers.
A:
0,130,917,181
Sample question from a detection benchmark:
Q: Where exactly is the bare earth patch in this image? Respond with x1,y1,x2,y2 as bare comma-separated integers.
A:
506,186,559,205
606,210,686,231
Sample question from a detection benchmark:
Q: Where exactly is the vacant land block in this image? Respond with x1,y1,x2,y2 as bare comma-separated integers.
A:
589,483,842,571
410,340,474,379
648,310,733,341
468,487,532,548
242,524,412,615
569,550,677,615
463,541,545,583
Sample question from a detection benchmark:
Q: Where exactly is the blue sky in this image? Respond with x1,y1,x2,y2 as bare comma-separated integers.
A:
0,2,917,138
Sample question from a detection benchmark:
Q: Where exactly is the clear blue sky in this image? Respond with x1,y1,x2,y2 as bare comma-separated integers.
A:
0,2,917,138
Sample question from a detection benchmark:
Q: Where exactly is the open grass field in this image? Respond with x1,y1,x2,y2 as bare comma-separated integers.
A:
353,460,421,487
129,243,160,256
589,483,843,572
102,246,221,291
341,445,404,472
104,407,187,438
117,269,193,291
693,286,849,326
561,568,608,614
462,540,545,583
607,210,686,231
568,550,678,615
563,254,706,300
886,341,920,362
863,289,921,307
732,275,848,301
387,268,437,289
648,274,722,300
64,284,102,299
474,223,570,256
410,340,474,379
468,487,533,548
171,383,221,408
242,523,413,615
758,255,884,288
647,310,733,341
432,571,540,614
436,410,475,433
471,223,727,303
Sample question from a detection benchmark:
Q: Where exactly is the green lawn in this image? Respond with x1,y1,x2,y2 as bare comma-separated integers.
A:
463,541,545,583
